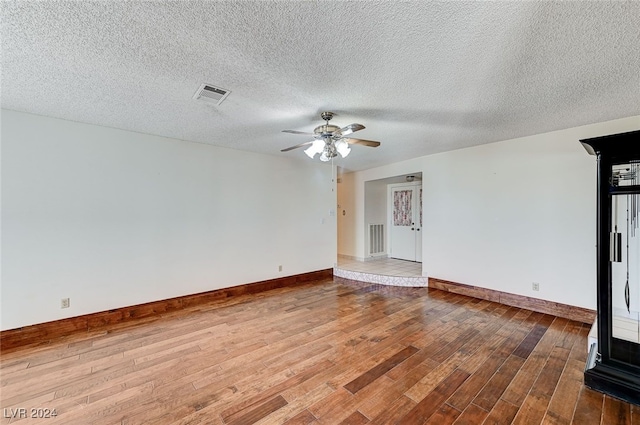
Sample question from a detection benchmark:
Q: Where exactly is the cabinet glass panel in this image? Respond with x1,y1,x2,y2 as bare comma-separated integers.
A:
610,162,640,367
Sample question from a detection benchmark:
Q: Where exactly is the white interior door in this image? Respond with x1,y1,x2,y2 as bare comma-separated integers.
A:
389,184,422,262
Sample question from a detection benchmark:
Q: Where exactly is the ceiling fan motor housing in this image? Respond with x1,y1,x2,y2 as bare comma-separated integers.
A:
314,124,340,136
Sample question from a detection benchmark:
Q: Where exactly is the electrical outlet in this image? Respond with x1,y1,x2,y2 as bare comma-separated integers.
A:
278,265,283,272
61,298,70,309
532,282,540,291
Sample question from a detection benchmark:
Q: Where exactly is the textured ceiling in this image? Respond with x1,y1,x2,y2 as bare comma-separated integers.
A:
2,1,639,171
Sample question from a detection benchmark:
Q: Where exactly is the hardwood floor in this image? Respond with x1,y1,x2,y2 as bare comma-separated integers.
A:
1,277,638,424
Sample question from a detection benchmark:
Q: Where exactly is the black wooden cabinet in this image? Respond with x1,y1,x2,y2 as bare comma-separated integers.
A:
581,129,640,405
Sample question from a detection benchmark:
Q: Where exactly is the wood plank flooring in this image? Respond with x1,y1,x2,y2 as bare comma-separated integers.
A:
1,277,638,424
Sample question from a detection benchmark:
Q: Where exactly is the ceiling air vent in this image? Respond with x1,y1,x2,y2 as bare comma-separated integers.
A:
193,83,230,106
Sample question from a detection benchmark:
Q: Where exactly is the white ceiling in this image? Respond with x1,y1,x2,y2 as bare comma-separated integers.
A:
2,1,639,172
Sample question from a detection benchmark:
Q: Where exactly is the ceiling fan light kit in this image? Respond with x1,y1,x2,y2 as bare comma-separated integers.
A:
304,140,326,159
282,111,380,162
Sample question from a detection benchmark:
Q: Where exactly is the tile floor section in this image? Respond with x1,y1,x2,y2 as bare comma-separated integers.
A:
334,256,428,287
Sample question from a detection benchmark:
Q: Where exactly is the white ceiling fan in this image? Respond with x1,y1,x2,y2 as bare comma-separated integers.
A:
281,112,381,161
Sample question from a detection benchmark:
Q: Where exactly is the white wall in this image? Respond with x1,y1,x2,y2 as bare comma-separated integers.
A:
337,172,360,259
1,109,336,330
364,179,387,227
339,115,640,310
364,179,388,257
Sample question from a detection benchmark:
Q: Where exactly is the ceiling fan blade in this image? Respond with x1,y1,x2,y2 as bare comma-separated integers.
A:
282,130,315,136
339,123,365,136
344,138,381,148
281,140,314,152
